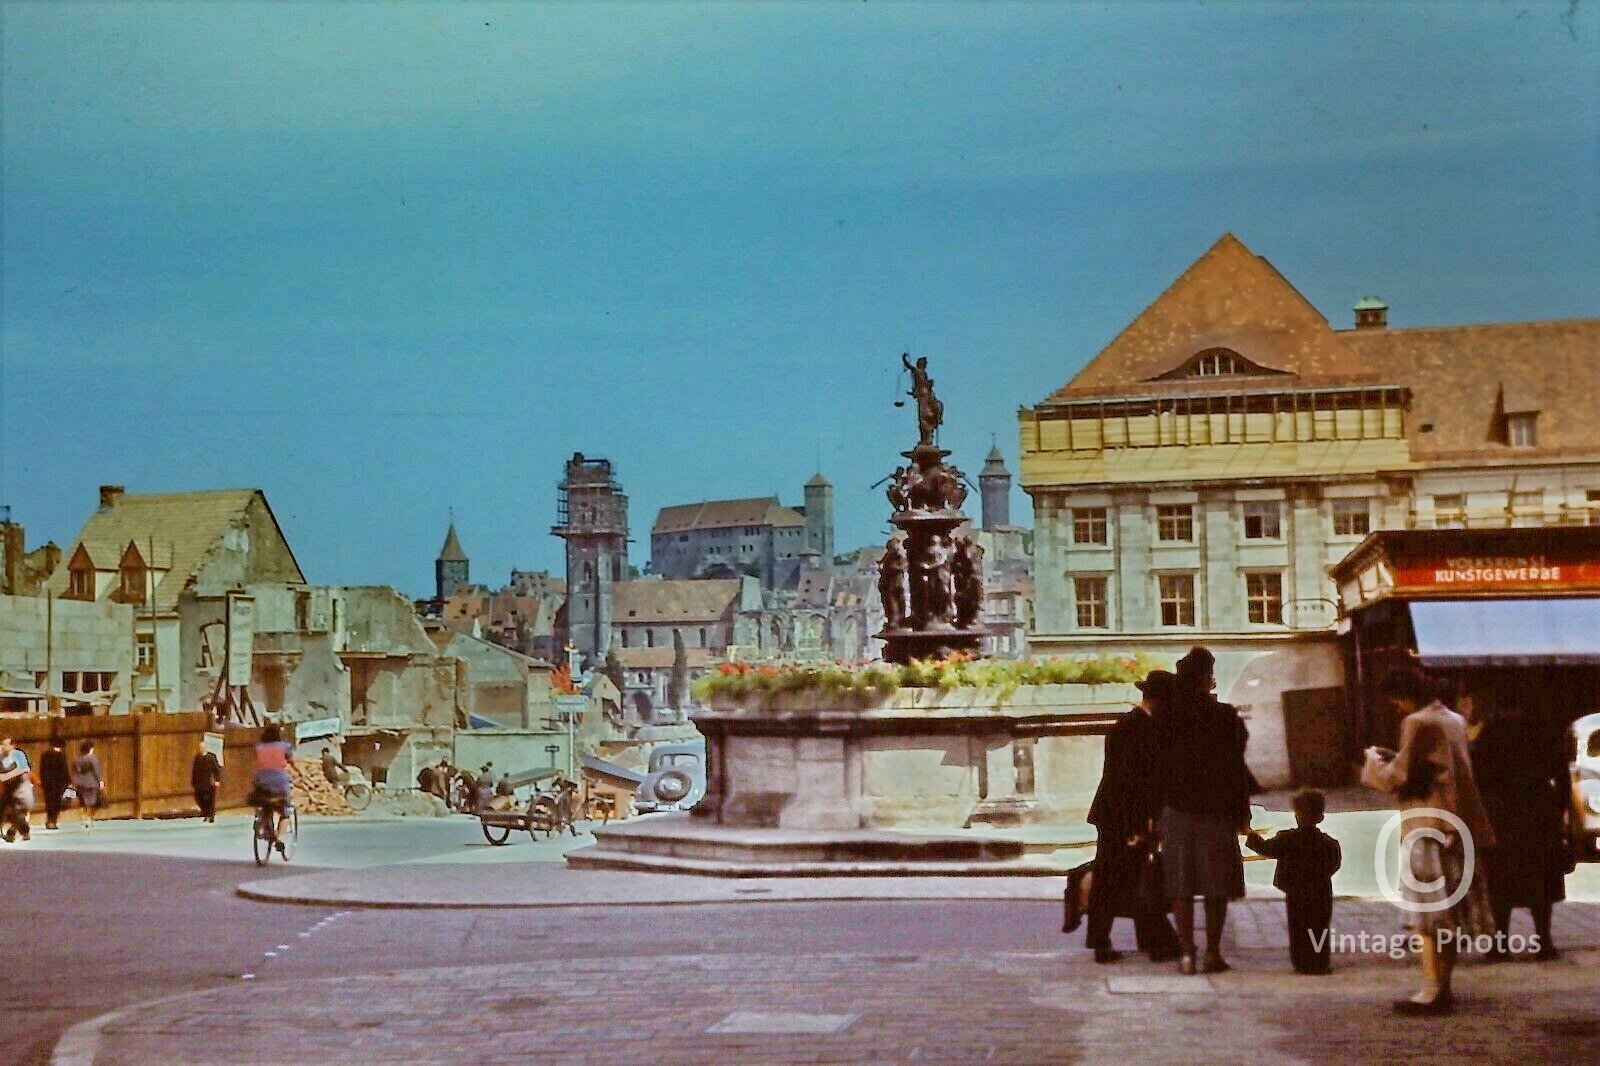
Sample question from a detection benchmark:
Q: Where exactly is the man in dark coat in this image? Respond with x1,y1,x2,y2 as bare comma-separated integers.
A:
39,737,71,830
191,742,222,823
1084,670,1181,962
1471,703,1567,959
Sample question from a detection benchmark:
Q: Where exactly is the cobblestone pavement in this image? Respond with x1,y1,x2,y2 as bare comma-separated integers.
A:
59,901,1600,1065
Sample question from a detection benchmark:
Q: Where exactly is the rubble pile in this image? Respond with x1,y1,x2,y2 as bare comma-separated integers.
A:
288,761,354,815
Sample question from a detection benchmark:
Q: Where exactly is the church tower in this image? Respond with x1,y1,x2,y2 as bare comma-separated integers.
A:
803,472,834,563
435,521,469,600
552,453,629,667
979,444,1012,530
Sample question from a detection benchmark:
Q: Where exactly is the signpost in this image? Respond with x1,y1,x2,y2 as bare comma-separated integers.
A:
553,694,586,779
225,592,255,688
202,731,225,766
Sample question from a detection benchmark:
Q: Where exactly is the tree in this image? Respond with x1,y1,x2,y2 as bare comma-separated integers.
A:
602,647,627,698
669,629,690,713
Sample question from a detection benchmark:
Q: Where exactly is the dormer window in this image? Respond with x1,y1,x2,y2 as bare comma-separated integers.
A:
1153,347,1287,382
121,564,146,604
1507,413,1537,447
68,567,93,599
1194,350,1240,376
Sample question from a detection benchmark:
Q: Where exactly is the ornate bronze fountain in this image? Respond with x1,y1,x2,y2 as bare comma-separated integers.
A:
877,353,986,664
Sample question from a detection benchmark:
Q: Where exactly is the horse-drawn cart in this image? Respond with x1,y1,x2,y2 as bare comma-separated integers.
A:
478,767,584,845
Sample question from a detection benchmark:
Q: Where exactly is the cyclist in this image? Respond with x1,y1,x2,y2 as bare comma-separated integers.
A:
251,722,295,852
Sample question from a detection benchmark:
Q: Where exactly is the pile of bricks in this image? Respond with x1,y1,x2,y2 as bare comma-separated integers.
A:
289,760,354,816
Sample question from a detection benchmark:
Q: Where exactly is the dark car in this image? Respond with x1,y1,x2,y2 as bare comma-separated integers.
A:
635,742,706,813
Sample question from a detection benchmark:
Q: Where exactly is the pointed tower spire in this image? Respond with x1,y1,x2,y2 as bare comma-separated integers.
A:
435,517,469,599
437,521,466,562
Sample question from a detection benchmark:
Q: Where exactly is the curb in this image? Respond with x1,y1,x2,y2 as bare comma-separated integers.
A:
51,984,243,1066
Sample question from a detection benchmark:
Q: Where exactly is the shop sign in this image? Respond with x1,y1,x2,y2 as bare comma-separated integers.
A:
1393,555,1600,593
295,716,343,743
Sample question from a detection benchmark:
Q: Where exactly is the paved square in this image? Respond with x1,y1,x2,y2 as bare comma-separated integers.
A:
1106,975,1217,994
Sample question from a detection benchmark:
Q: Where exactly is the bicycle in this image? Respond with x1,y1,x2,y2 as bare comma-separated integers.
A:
252,796,299,866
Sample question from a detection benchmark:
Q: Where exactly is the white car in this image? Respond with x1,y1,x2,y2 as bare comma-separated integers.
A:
1570,712,1600,861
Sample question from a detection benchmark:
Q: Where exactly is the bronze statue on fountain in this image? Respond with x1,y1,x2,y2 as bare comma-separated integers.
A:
878,353,987,664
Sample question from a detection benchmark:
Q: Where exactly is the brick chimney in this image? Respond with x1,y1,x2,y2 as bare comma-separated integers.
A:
99,485,126,511
1353,296,1388,330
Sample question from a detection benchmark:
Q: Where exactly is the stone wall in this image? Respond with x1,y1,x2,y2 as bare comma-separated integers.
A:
0,593,134,713
694,684,1136,831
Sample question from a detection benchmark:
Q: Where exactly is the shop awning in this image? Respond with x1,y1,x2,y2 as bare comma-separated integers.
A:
1410,598,1600,666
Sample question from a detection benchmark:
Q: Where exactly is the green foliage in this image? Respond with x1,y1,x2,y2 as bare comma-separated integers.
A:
691,652,1166,708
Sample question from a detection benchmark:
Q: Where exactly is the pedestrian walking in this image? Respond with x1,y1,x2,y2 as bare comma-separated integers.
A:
191,741,222,823
1081,669,1181,963
1468,692,1567,960
72,739,105,829
1246,788,1342,974
40,736,70,830
0,737,35,842
475,762,497,812
1157,647,1253,976
321,746,349,789
1361,666,1495,1015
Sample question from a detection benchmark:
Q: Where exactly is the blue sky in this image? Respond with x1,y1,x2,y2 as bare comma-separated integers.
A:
3,2,1596,595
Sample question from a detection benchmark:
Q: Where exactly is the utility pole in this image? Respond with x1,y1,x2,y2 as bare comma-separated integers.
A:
149,536,163,712
45,591,54,715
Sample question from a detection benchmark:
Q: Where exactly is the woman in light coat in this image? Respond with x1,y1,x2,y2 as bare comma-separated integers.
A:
1361,667,1495,1015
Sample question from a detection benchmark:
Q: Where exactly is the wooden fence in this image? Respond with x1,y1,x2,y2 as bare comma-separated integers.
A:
4,712,264,818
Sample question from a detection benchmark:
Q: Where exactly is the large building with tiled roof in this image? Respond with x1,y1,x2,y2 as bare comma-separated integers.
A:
1019,233,1600,788
649,475,835,588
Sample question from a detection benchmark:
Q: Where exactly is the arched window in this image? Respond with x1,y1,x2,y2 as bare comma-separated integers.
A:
1152,347,1285,381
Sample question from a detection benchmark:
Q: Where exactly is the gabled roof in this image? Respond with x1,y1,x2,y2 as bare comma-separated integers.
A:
1340,318,1600,460
46,489,304,608
1044,233,1379,402
652,497,805,534
613,579,742,623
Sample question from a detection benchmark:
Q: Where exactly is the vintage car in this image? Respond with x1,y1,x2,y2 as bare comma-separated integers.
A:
635,741,706,813
1570,712,1600,861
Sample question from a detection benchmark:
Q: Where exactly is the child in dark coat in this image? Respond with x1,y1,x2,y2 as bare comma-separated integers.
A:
1247,789,1342,974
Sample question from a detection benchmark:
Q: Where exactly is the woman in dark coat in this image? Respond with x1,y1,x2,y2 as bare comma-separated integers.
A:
1157,647,1253,975
1469,696,1567,959
1083,670,1181,963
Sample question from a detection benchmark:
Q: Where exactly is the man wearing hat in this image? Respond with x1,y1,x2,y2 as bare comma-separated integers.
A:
1081,670,1181,962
